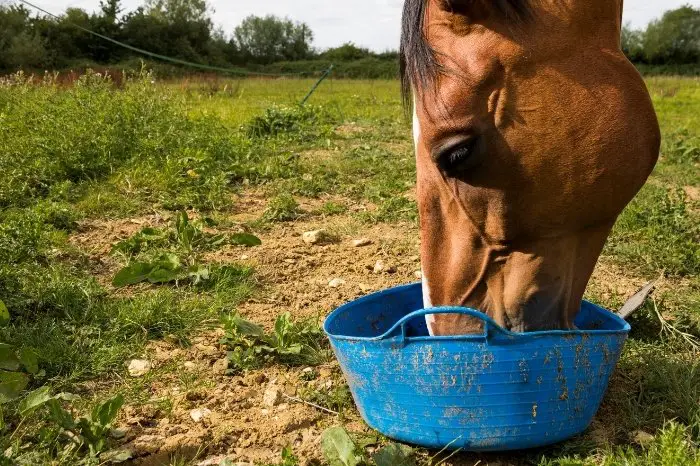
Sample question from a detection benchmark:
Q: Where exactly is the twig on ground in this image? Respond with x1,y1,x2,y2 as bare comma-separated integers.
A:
651,297,699,350
281,393,339,416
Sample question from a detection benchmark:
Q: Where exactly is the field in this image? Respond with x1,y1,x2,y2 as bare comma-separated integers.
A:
0,70,698,465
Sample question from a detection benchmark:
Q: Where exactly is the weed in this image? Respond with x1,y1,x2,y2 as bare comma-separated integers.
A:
607,184,699,276
663,128,700,165
319,201,348,216
111,211,259,288
245,104,336,140
220,312,330,373
261,193,302,222
6,388,126,463
321,426,416,466
258,446,299,466
298,384,353,416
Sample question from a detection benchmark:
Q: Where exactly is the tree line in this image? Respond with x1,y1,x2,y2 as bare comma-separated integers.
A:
0,0,698,74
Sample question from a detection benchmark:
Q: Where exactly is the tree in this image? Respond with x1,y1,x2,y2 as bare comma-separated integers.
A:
145,0,209,24
621,24,644,63
642,5,700,64
100,0,123,23
234,15,313,64
0,5,47,70
322,43,372,61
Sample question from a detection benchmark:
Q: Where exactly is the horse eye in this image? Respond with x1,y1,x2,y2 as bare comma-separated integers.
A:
435,138,479,174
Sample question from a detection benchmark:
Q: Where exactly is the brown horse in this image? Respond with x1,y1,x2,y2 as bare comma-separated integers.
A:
401,0,660,335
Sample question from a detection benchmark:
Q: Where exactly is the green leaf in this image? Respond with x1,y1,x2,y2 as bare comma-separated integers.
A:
0,344,20,372
100,449,132,463
205,234,227,248
46,399,76,430
56,392,80,402
147,268,182,284
175,210,189,234
278,343,303,356
228,315,265,337
18,348,39,375
19,386,53,416
139,227,164,240
112,262,154,287
175,211,195,250
0,371,29,404
230,233,262,247
373,443,416,466
0,300,9,325
354,433,379,449
321,427,361,466
188,264,210,285
92,394,124,428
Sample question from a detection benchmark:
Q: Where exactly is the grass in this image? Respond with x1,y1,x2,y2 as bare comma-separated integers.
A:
0,70,697,464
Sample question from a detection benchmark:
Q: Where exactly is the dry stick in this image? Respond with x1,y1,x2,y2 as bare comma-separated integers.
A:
433,448,467,466
651,297,699,350
429,435,464,466
281,393,340,416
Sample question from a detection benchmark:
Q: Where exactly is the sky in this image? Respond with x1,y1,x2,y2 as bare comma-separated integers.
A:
15,0,700,52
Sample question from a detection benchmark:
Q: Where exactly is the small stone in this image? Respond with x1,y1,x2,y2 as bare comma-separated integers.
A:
319,367,333,378
129,435,164,455
212,358,229,375
302,230,326,245
373,260,386,274
358,283,372,292
414,270,423,279
328,278,346,288
127,359,151,377
284,259,296,264
409,255,420,262
196,344,218,356
240,254,250,260
110,428,128,440
263,386,283,407
632,430,655,447
351,238,372,247
253,373,268,384
190,408,212,423
184,361,197,370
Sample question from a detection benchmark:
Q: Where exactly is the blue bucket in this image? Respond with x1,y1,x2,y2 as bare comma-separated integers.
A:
324,282,630,451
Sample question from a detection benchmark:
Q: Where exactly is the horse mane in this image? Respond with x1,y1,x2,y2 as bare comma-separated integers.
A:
400,0,530,108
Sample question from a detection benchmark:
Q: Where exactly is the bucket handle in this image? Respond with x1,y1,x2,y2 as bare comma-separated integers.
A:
392,307,512,343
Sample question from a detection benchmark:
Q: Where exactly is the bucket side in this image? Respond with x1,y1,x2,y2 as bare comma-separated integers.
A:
330,332,627,451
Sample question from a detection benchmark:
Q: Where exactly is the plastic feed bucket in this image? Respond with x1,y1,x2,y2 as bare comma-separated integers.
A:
323,283,630,451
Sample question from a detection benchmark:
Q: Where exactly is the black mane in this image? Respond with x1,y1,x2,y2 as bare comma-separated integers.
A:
400,0,530,108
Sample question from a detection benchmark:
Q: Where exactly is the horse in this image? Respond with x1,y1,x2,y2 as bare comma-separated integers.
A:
401,0,660,335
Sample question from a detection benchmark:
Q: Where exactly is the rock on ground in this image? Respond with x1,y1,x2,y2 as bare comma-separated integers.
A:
127,359,152,377
190,408,212,423
328,278,346,288
351,238,372,247
302,230,326,245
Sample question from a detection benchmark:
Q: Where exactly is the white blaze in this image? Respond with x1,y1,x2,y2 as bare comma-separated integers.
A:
413,97,436,334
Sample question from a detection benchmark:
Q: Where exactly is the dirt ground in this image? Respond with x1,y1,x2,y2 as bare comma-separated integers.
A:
68,189,656,466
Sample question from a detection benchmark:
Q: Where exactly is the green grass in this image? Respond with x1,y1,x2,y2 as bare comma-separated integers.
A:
0,71,698,464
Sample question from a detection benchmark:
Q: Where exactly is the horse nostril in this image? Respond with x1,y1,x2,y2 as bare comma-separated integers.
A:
432,136,481,175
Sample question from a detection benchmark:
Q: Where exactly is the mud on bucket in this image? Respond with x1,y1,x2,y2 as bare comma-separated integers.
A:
323,282,630,451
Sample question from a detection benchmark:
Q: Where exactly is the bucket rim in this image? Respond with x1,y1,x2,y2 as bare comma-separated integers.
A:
324,282,631,342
